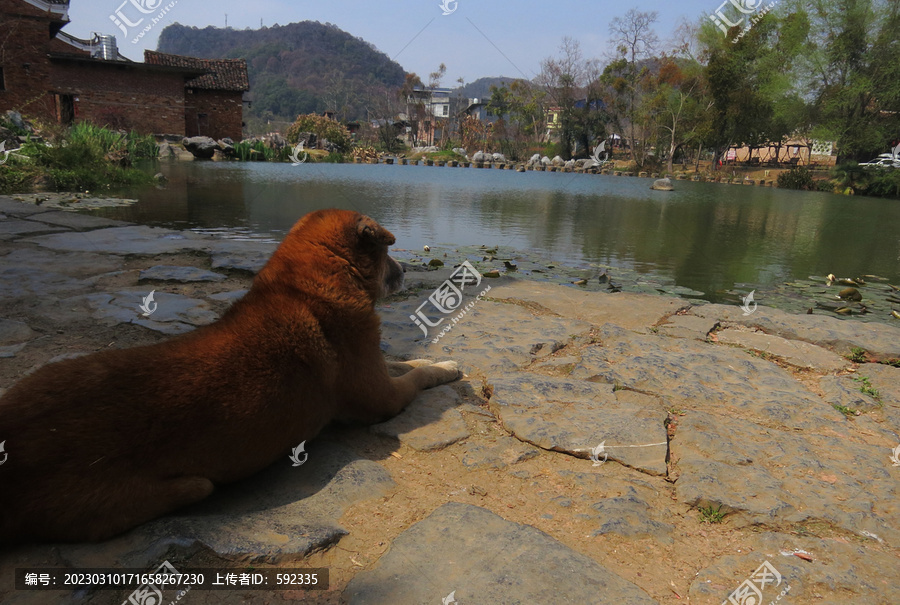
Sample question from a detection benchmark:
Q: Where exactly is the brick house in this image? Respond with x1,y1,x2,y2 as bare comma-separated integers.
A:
144,51,249,141
0,0,248,140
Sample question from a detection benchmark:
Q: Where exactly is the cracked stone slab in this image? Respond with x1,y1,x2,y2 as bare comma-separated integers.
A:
693,303,900,361
379,297,591,375
0,197,55,216
0,219,69,240
689,531,900,604
674,410,900,547
24,225,213,255
487,280,687,332
658,314,719,340
344,502,657,605
461,434,541,470
370,386,470,451
25,211,129,230
716,327,850,372
487,373,668,475
571,324,846,432
139,265,227,283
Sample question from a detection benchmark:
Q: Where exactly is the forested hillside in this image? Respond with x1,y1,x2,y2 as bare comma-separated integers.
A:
157,22,407,123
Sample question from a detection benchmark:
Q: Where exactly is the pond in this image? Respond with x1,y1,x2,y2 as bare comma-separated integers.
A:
93,161,900,323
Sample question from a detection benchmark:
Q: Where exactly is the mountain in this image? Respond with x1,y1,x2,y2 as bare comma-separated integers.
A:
156,22,407,123
453,77,521,103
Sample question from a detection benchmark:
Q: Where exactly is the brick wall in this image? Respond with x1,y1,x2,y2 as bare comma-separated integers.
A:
51,60,187,135
0,1,59,120
186,89,243,141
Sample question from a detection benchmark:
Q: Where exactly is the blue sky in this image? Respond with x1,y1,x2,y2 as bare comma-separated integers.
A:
68,1,721,84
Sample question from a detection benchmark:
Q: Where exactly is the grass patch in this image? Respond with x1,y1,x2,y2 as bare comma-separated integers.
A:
832,403,859,417
4,122,157,193
847,347,868,363
879,358,900,368
699,504,726,524
853,376,881,402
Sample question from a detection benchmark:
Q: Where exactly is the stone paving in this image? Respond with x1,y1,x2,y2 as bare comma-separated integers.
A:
1,196,899,604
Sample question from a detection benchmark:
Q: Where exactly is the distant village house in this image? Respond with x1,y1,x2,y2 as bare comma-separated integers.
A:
0,0,248,140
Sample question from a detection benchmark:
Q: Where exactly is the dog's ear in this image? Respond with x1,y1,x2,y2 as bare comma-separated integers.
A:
357,215,396,246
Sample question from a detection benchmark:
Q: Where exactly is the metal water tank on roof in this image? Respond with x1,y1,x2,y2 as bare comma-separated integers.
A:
91,34,118,61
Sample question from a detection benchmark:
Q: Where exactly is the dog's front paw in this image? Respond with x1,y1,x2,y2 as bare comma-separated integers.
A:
431,360,462,383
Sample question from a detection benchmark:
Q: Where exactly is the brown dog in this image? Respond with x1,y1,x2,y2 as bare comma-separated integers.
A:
0,209,460,544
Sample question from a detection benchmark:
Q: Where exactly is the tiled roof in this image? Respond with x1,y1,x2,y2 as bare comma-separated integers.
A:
144,50,249,92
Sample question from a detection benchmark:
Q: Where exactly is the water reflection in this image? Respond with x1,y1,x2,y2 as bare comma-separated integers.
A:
97,162,900,308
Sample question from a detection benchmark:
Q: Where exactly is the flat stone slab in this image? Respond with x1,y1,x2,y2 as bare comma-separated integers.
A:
0,319,36,345
344,502,656,605
689,531,900,604
370,386,470,451
47,440,395,573
675,409,900,547
0,197,55,216
25,225,212,255
209,240,277,273
139,265,226,283
693,303,900,361
461,434,541,470
209,289,248,304
0,219,68,239
379,297,591,375
66,291,218,331
488,373,669,475
659,314,719,340
716,327,850,372
818,375,883,413
25,211,129,230
488,280,687,332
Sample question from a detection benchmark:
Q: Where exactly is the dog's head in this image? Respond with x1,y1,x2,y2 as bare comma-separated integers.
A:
258,209,403,301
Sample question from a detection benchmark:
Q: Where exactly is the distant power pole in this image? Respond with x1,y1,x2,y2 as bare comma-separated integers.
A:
225,13,227,27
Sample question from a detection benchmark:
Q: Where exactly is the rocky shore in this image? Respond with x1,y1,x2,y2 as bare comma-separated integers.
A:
1,196,899,604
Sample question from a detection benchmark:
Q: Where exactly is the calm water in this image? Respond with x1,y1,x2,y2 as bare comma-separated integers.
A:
97,161,900,313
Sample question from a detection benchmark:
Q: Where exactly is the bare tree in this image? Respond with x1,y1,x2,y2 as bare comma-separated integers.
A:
608,9,659,164
536,37,603,158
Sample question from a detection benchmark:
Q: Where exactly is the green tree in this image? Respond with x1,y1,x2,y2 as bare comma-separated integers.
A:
790,0,900,161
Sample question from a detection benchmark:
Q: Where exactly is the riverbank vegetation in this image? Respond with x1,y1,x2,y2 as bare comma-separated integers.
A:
0,120,157,194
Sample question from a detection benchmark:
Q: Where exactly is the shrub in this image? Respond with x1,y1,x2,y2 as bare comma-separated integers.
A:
285,113,352,152
777,166,815,190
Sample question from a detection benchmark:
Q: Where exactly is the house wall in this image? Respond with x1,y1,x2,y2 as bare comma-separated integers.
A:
50,60,187,135
185,88,243,141
0,0,60,119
